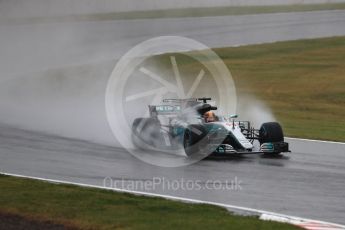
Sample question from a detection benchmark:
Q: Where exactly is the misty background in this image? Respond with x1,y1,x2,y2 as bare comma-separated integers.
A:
1,0,339,147
1,0,344,17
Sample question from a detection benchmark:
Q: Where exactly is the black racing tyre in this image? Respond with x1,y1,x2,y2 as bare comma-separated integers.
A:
132,118,161,148
259,122,284,144
183,125,207,157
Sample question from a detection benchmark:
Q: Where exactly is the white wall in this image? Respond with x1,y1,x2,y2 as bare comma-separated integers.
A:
1,0,345,17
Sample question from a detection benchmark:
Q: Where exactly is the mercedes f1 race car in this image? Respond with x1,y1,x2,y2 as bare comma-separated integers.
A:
132,98,290,157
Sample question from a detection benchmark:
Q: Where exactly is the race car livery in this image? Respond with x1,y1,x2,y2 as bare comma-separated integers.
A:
132,98,290,157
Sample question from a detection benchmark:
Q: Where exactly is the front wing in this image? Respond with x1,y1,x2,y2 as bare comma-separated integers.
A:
210,142,290,155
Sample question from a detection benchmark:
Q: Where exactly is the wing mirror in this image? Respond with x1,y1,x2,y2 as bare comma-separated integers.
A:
230,114,238,129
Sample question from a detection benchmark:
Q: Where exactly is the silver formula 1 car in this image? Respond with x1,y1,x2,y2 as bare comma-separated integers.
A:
132,98,290,157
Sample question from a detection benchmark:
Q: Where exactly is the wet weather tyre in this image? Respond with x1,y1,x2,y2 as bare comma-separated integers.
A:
183,125,207,157
132,118,161,149
259,122,284,144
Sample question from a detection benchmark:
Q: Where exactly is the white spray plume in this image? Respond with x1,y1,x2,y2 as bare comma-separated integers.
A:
0,1,277,150
236,94,276,127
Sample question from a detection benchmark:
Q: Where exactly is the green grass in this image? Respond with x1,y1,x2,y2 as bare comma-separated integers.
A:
158,36,345,142
98,3,345,20
73,3,345,20
216,37,345,142
5,3,345,24
0,174,299,230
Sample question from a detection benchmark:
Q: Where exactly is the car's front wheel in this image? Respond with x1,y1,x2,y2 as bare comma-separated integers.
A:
183,125,207,157
259,122,284,154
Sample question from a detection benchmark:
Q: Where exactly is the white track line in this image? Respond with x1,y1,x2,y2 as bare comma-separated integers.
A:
286,137,345,145
1,172,344,230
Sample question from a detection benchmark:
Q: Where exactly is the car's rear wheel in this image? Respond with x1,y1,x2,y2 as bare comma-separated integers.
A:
132,118,161,149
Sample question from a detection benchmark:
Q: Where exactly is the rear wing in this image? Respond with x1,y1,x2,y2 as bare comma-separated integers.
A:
149,105,182,117
162,98,197,103
148,97,214,117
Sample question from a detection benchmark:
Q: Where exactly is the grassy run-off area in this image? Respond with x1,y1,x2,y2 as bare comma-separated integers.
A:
0,174,299,230
7,2,345,23
77,3,345,20
218,37,345,142
171,36,345,142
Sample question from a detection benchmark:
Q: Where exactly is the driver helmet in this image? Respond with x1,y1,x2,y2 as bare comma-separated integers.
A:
204,111,216,123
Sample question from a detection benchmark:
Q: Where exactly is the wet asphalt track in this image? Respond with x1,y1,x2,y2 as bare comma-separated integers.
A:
1,9,345,226
0,125,344,225
2,10,345,75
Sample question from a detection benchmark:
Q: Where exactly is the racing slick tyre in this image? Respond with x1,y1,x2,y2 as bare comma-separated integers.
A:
132,118,161,149
183,125,207,157
259,122,284,154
